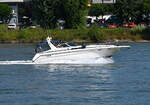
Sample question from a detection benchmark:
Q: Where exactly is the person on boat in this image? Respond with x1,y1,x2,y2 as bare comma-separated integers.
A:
82,43,86,48
34,48,38,53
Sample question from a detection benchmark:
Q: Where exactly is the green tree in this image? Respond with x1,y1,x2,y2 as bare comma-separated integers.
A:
88,4,106,18
142,0,150,22
32,0,61,28
19,3,32,18
114,0,138,23
32,0,88,29
131,0,150,24
133,1,143,23
0,4,11,22
62,0,88,29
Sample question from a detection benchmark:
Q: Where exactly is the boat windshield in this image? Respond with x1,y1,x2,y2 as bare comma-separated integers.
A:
58,42,78,48
35,42,50,53
67,42,78,46
59,43,69,47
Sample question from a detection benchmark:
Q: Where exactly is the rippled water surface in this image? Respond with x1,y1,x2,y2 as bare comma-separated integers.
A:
0,43,150,105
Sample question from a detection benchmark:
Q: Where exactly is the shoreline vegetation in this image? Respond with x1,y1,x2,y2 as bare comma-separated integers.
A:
0,24,150,44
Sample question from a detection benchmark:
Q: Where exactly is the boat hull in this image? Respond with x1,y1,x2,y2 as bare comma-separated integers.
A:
32,47,121,63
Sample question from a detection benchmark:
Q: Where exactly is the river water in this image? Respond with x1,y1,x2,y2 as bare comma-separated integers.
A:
0,43,150,105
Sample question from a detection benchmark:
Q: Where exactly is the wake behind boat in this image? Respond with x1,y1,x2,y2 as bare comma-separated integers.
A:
32,37,130,63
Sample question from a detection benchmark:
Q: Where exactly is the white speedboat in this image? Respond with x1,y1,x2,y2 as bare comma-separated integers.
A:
32,37,130,63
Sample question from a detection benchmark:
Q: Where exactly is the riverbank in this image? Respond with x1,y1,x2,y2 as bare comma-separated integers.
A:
0,24,150,43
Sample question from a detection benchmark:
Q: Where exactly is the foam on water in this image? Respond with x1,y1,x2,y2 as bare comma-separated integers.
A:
0,60,33,65
0,57,114,65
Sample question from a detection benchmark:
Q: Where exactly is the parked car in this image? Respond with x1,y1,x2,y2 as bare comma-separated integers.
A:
0,21,3,24
8,23,17,29
29,24,36,29
123,22,136,28
128,22,136,28
19,25,27,29
107,23,117,28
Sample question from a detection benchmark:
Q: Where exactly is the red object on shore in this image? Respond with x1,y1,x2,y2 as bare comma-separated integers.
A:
123,23,128,27
123,22,136,28
128,22,136,27
108,24,117,28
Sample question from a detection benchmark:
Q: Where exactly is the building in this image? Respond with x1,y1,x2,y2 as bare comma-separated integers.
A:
0,0,31,24
91,0,116,4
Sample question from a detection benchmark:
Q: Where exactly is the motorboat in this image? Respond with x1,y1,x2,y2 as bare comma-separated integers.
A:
32,37,130,63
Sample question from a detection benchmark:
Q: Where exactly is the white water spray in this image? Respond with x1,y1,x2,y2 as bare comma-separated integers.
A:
0,57,114,65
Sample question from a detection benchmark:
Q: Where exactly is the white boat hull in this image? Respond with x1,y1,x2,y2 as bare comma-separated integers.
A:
32,46,122,63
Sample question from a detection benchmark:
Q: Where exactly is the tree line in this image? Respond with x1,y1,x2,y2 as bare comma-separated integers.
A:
89,0,150,24
32,0,88,29
32,0,150,28
0,0,149,28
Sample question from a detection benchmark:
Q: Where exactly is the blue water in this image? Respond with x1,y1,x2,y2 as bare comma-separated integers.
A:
0,43,150,105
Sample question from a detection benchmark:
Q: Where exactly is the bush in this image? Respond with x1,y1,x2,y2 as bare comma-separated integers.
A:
87,25,106,42
131,26,146,35
0,24,149,43
142,27,150,40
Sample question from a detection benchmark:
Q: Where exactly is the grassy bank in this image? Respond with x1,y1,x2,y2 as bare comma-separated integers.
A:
0,24,150,43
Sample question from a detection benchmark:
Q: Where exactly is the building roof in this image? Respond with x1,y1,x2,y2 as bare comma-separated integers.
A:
92,0,116,4
0,0,30,3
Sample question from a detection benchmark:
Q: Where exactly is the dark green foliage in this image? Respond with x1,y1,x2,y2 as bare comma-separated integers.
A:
142,27,150,40
88,25,106,42
142,0,150,22
32,0,61,29
61,0,88,29
106,5,115,14
88,25,99,42
18,8,25,17
18,3,32,19
113,0,150,24
32,0,88,29
0,4,11,21
114,0,138,23
133,0,150,23
88,4,106,17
